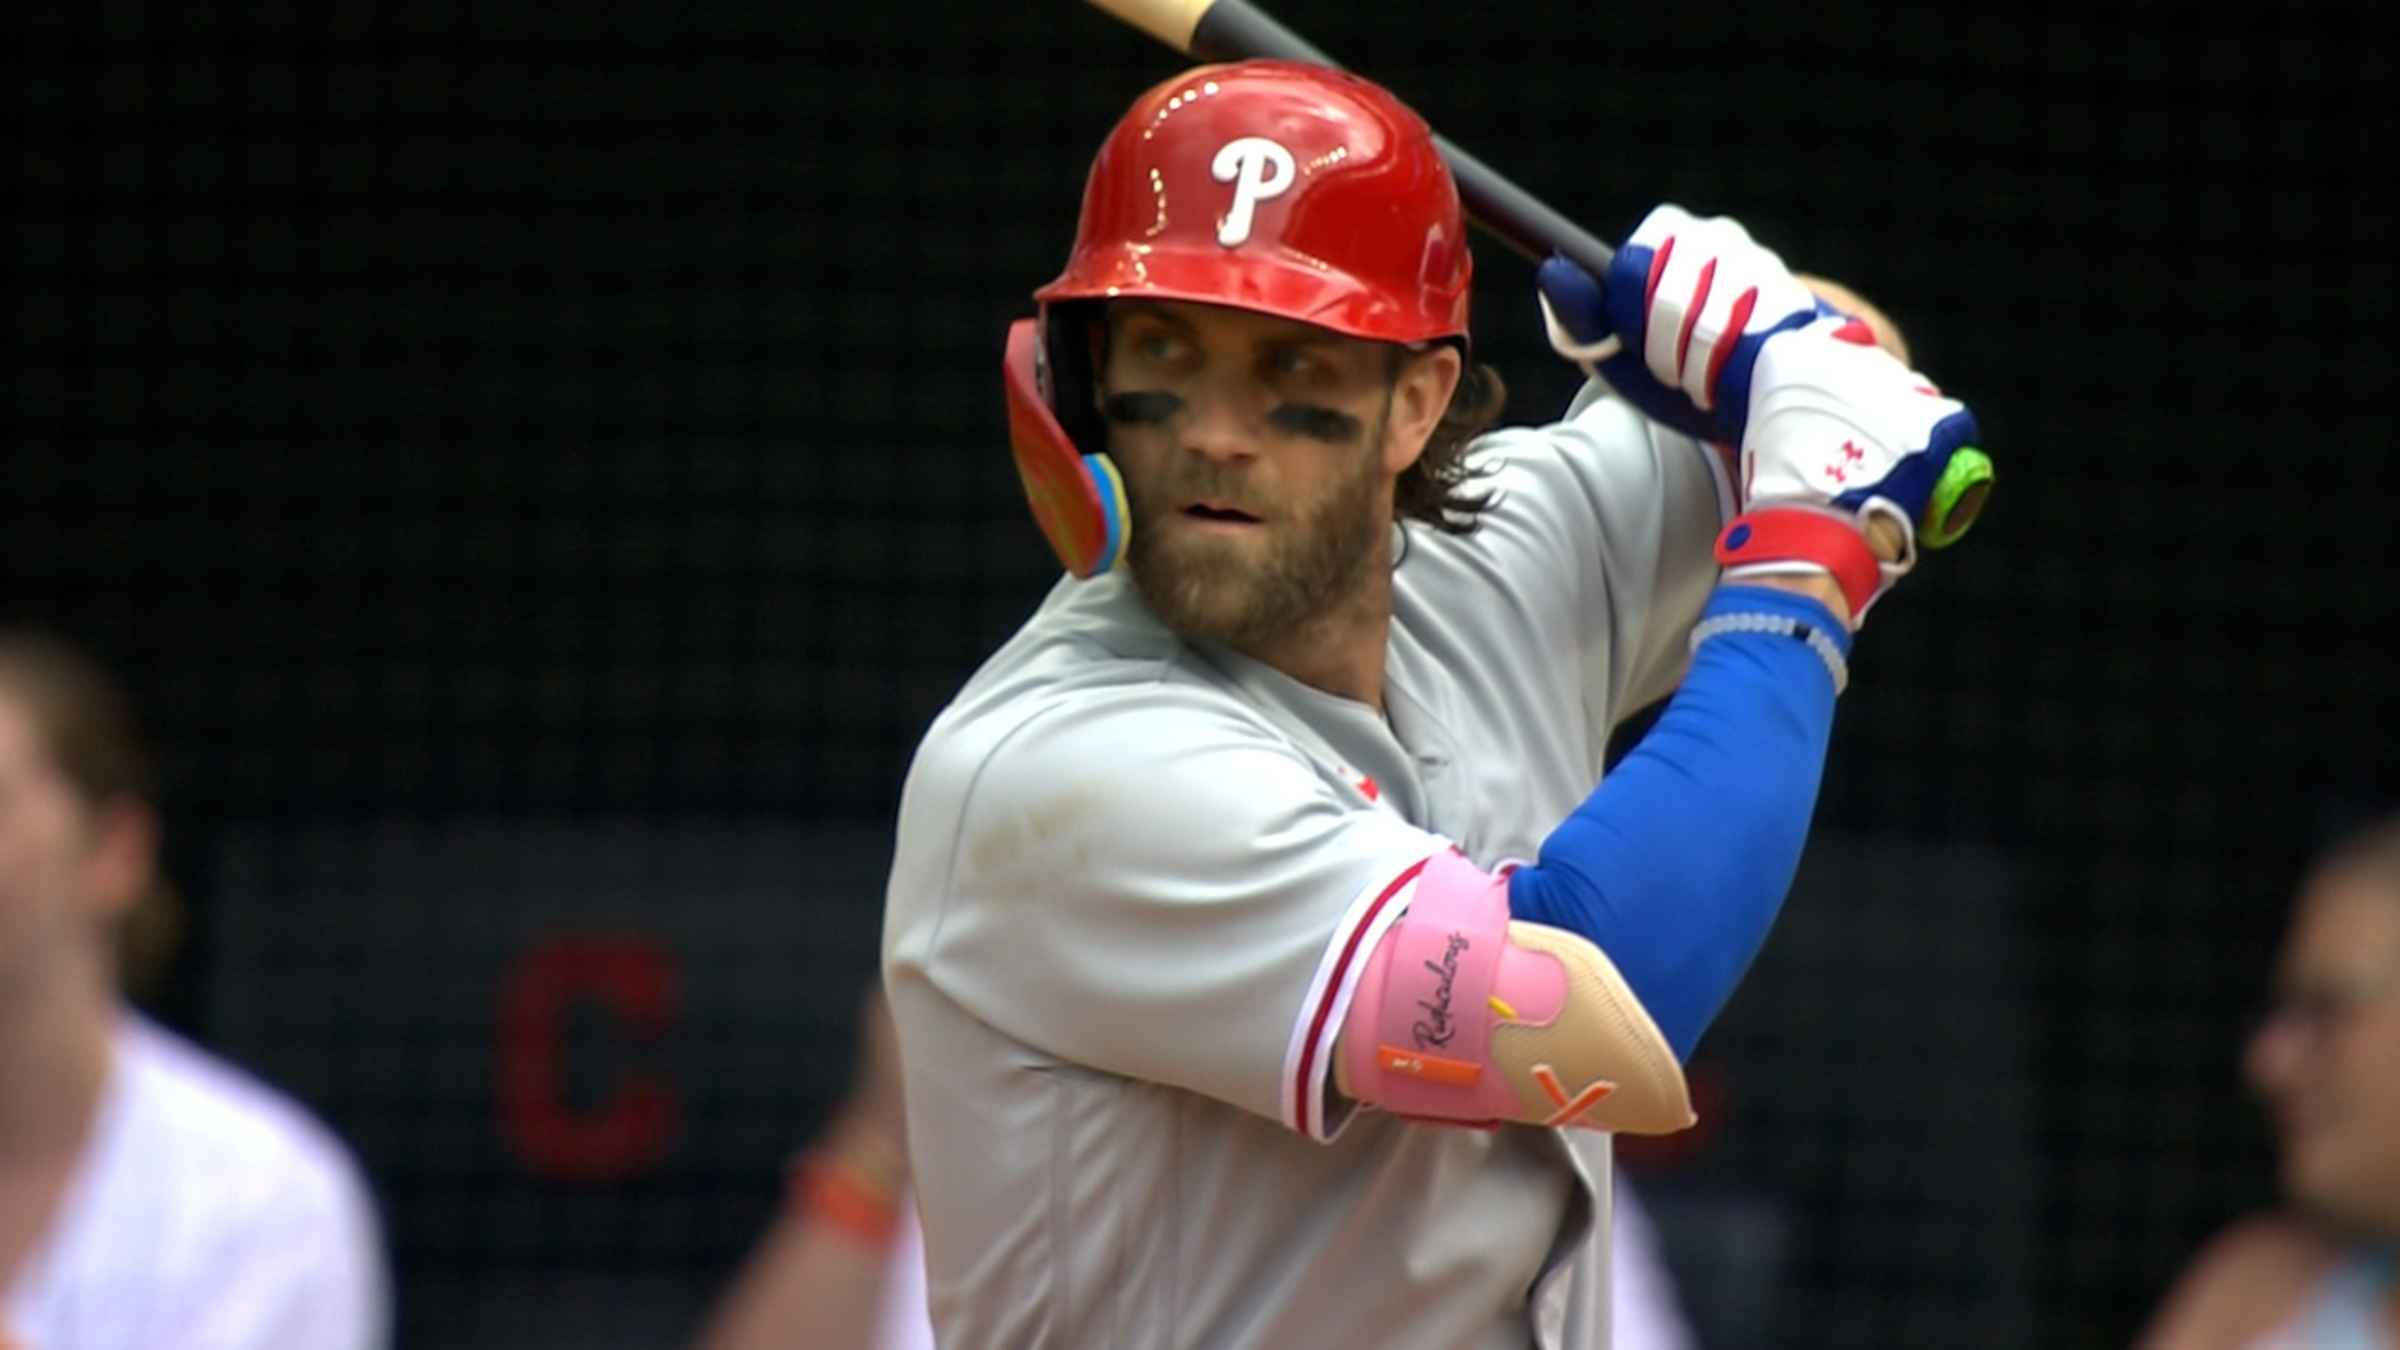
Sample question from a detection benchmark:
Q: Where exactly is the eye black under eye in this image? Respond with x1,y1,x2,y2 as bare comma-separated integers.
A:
1268,404,1362,442
1102,391,1183,425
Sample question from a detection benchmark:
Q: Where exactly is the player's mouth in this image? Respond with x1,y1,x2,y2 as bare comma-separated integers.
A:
1182,500,1261,526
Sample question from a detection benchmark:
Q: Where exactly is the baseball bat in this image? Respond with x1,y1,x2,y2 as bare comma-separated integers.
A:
1080,0,1991,553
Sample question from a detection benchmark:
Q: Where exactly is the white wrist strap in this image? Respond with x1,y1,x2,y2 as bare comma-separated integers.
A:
1689,612,1850,695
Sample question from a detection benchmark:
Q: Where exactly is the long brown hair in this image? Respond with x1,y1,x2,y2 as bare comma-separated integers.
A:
1393,351,1507,534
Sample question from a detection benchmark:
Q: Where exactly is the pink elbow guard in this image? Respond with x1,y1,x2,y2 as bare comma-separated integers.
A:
1337,850,1694,1134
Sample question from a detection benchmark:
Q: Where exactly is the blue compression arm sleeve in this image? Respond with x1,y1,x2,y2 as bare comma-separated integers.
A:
1508,585,1848,1061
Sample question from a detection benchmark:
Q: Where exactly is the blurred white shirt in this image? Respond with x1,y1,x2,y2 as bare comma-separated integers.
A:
4,1014,391,1350
871,1177,1698,1350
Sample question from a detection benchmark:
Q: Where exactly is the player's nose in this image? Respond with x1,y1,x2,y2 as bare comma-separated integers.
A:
1177,380,1265,466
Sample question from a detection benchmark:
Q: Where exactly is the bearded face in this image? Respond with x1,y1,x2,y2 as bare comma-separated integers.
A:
1117,408,1389,650
1097,300,1407,650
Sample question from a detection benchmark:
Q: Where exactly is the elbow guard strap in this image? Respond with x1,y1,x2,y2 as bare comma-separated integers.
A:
1334,851,1695,1134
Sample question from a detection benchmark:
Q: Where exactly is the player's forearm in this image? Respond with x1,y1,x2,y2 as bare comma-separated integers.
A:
693,1115,911,1350
692,1219,896,1350
1733,572,1853,629
1508,584,1847,1059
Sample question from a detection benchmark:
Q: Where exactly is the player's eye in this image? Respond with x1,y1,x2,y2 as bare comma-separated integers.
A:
1269,348,1319,377
1129,331,1190,364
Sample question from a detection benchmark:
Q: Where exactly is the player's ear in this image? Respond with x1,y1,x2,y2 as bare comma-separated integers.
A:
1382,343,1463,476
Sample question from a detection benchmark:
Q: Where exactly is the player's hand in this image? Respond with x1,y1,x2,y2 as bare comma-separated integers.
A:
1537,204,1994,619
1536,205,1824,449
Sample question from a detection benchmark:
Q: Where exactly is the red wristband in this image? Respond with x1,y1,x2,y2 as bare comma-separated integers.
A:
1715,507,1881,618
790,1155,901,1247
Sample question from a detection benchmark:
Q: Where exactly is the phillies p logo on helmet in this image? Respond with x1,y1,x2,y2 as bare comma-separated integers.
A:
1211,137,1296,247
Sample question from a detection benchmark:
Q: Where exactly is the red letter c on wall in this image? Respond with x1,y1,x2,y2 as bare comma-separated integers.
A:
497,932,681,1181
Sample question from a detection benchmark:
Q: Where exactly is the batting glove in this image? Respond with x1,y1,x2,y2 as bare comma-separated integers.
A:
1536,204,1992,621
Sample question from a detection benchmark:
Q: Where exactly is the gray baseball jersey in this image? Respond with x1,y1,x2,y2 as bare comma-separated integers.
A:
883,387,1730,1350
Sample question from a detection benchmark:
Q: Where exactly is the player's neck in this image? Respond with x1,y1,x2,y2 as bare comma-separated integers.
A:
0,945,117,1165
1234,557,1395,713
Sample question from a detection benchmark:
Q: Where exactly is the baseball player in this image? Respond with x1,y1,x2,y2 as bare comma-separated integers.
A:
884,59,1987,1349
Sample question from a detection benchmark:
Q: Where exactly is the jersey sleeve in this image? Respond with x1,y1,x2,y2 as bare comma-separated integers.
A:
887,682,1448,1141
1468,385,1734,730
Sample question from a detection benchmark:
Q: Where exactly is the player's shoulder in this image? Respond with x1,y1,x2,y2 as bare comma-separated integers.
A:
910,572,1272,785
1417,389,1696,555
115,1015,380,1231
1460,384,1666,478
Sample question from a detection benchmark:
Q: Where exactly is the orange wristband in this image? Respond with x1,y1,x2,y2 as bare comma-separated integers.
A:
791,1155,901,1247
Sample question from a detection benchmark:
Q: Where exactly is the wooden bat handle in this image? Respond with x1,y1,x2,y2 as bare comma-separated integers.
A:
1864,515,1907,562
1083,0,1216,53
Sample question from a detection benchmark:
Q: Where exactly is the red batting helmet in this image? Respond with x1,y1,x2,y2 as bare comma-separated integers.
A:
1003,60,1474,577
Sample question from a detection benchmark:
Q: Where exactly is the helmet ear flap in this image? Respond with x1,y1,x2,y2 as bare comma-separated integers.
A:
1004,315,1129,578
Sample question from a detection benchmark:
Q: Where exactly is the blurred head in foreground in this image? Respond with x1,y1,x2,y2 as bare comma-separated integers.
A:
0,630,170,1016
2246,812,2400,1237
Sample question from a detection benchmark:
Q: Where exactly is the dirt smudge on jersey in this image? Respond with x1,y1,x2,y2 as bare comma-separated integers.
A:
966,784,1106,884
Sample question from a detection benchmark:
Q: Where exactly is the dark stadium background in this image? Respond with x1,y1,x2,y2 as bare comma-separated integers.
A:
11,3,2391,1346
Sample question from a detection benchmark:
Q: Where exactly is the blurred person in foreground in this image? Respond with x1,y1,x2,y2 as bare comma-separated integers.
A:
2138,812,2400,1348
693,984,1703,1349
0,631,390,1350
